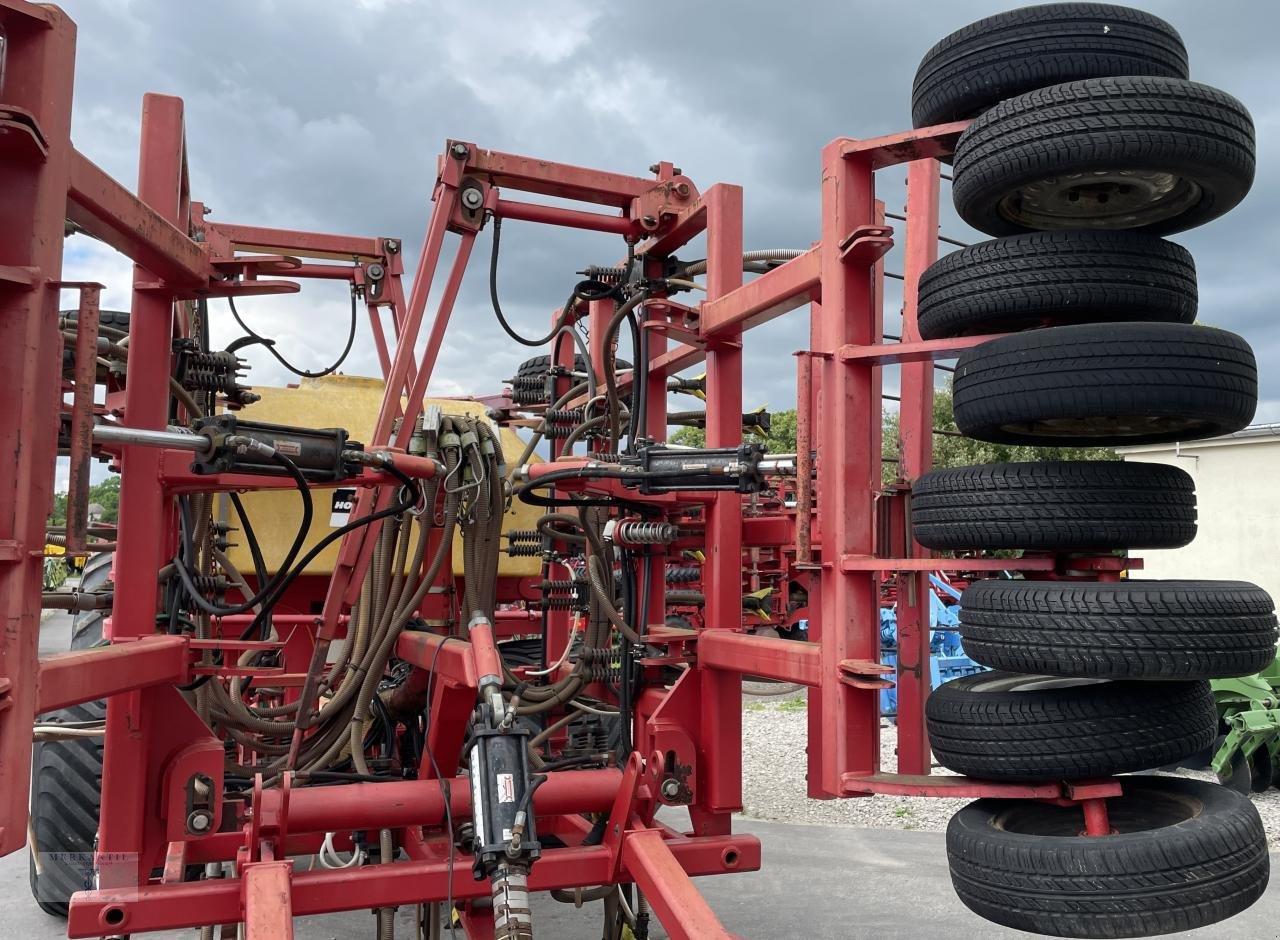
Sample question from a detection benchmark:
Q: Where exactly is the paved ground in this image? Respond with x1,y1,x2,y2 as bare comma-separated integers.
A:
18,609,1280,938
5,822,1280,939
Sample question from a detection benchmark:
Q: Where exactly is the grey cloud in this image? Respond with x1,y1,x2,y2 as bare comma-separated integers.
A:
56,0,1280,410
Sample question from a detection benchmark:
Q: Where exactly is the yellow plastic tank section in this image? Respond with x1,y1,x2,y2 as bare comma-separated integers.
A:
222,375,541,578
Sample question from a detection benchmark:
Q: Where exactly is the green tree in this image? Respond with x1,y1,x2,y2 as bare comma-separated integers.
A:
668,408,798,454
667,389,1114,479
882,387,1115,481
49,476,122,525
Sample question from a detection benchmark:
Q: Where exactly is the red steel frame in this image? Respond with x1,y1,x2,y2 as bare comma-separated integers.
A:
0,4,1127,937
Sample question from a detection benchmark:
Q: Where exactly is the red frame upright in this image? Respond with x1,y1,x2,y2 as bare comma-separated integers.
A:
0,5,1128,937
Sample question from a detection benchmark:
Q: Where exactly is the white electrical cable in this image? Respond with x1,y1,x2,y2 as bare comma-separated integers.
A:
318,831,365,869
32,725,107,741
526,618,580,677
568,699,620,717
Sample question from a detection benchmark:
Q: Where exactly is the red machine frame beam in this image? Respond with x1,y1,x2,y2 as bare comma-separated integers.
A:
698,246,820,338
66,150,208,286
698,630,820,686
459,143,665,208
0,0,78,859
67,833,759,937
204,220,384,261
38,635,189,712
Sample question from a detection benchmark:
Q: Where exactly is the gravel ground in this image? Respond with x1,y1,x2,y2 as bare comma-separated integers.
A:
739,688,1280,843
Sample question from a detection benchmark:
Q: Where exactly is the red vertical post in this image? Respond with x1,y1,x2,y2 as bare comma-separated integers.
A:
643,263,668,640
808,143,881,797
99,93,187,885
0,2,78,858
894,159,940,774
698,184,744,821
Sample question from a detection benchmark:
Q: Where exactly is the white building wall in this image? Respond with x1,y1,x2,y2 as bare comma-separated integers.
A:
1118,431,1280,603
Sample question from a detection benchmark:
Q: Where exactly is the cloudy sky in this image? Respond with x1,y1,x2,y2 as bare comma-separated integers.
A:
55,0,1280,458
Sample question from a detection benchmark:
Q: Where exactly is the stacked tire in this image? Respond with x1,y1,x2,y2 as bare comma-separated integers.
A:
910,6,1273,937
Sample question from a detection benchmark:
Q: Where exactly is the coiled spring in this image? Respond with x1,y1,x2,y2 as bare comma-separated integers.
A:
615,521,679,545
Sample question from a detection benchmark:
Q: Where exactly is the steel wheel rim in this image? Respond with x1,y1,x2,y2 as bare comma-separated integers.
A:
993,787,1204,838
998,170,1203,230
997,414,1214,440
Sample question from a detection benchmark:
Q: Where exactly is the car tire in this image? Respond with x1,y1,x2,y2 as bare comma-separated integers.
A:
952,76,1255,236
911,460,1195,551
916,230,1196,340
946,776,1268,937
926,671,1215,780
952,322,1257,446
959,579,1278,680
911,3,1188,129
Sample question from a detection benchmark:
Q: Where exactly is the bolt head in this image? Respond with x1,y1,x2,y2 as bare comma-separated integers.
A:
661,779,681,799
186,810,213,833
451,143,470,160
367,262,385,279
462,188,484,210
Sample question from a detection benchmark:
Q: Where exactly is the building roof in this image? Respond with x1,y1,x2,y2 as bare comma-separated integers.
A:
1116,423,1280,455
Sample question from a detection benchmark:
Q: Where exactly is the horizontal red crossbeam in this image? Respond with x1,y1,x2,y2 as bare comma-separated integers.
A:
68,831,759,937
842,773,1123,800
495,198,635,236
838,120,972,169
67,151,207,286
206,221,383,261
395,630,478,688
837,333,999,365
38,635,189,712
698,630,820,686
460,142,660,209
699,247,820,338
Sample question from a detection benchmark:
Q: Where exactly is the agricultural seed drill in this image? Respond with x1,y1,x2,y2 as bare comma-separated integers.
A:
2,2,1276,937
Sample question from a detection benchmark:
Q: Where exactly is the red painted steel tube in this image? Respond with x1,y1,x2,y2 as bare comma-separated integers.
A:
1081,798,1113,836
206,221,382,261
66,152,207,286
68,833,759,937
808,141,881,798
285,769,621,833
699,184,745,818
315,180,460,641
494,198,635,236
698,246,820,338
0,0,78,858
621,829,737,940
460,143,660,209
243,861,294,940
396,631,477,688
837,120,971,169
894,159,941,775
698,631,819,686
99,92,187,887
837,333,997,364
38,636,189,712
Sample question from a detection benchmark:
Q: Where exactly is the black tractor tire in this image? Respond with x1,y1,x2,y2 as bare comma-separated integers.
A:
946,776,1269,937
916,230,1196,340
952,322,1257,446
61,309,131,377
926,672,1215,780
71,552,113,650
912,460,1195,551
911,3,1188,129
952,76,1255,237
28,699,107,917
959,579,1278,680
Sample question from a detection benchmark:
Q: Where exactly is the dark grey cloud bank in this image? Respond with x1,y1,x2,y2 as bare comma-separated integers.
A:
57,0,1280,420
